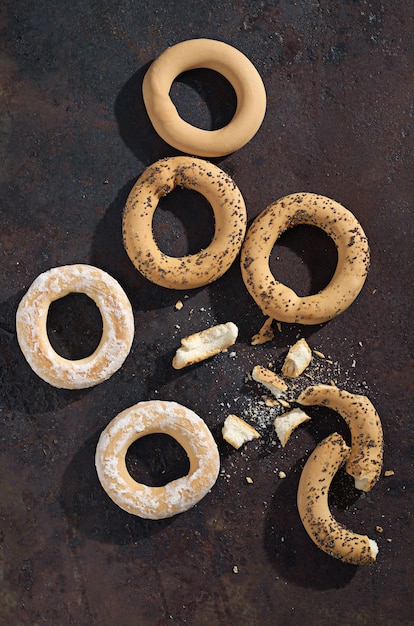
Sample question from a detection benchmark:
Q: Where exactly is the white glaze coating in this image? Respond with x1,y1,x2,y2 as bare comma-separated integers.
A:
95,400,220,519
16,264,134,389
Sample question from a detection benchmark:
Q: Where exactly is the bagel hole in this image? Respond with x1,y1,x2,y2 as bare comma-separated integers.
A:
125,433,190,487
170,68,237,130
47,293,103,360
269,225,338,297
153,186,215,256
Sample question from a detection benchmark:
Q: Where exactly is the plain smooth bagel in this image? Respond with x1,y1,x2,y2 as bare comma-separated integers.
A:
142,38,267,157
95,400,220,519
16,264,134,389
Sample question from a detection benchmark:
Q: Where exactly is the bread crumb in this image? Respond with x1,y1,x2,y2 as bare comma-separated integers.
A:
172,322,238,369
246,476,253,484
233,565,239,574
384,470,395,477
252,365,288,398
222,414,260,449
282,338,312,378
274,408,311,447
376,526,384,533
313,350,325,359
278,470,287,479
278,399,291,409
251,317,274,345
174,300,184,310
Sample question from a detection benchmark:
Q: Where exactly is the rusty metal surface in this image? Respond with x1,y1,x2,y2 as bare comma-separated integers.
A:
1,1,413,624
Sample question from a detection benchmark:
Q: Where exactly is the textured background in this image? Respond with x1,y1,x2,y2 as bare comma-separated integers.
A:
0,1,413,624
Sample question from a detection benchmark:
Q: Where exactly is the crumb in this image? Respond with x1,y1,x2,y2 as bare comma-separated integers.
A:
175,300,183,310
251,317,274,345
384,470,395,477
246,476,253,484
222,414,260,449
274,407,311,447
278,471,287,479
282,338,312,378
278,399,291,408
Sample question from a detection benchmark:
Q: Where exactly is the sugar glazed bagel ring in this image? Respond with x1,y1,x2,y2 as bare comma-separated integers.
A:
142,38,267,157
16,264,134,389
123,156,247,289
95,400,220,519
240,193,370,324
298,384,383,492
297,432,379,565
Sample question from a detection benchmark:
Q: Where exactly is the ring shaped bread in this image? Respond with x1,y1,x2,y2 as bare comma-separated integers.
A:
95,400,220,519
16,264,134,389
123,156,247,289
142,38,267,157
240,193,370,325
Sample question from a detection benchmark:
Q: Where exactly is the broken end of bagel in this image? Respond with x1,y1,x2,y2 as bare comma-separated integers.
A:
222,414,260,449
172,321,238,369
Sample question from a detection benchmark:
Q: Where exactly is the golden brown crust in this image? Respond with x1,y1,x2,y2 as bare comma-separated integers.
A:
16,264,134,389
298,384,383,492
95,401,220,519
240,193,370,324
297,432,378,564
251,365,288,397
123,157,247,289
251,316,274,345
142,38,267,157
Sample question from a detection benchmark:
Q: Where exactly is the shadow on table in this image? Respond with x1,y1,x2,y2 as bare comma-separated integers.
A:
60,427,177,546
263,410,362,590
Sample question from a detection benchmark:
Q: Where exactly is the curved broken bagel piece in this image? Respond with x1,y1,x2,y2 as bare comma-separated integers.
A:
297,384,383,492
297,432,379,565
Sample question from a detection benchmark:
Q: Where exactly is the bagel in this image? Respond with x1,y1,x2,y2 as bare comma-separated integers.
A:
123,156,247,289
95,400,220,519
240,192,370,324
142,38,266,157
16,264,134,389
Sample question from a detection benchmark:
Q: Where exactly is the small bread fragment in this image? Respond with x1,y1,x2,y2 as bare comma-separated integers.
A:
282,338,312,378
222,414,260,449
172,322,238,369
251,316,274,345
274,408,311,447
252,365,288,398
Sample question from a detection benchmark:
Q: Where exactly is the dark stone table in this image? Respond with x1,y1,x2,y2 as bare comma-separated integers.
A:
1,1,413,624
